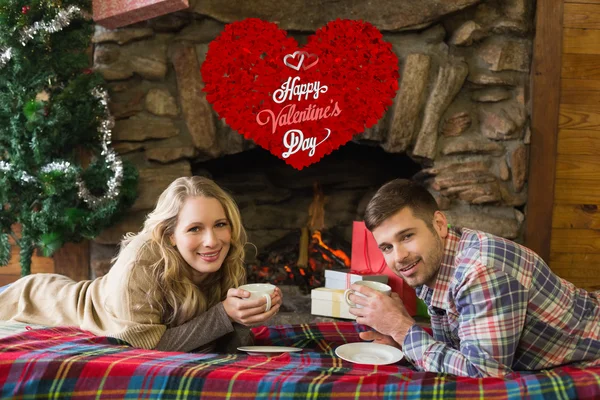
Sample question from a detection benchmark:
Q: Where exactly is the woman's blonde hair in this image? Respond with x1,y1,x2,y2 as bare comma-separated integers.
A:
119,176,247,327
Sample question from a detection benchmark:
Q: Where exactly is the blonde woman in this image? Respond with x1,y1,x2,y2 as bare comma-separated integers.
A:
0,176,282,352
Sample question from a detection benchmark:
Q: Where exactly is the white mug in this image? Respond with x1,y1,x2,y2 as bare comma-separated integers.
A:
238,283,276,312
344,281,392,308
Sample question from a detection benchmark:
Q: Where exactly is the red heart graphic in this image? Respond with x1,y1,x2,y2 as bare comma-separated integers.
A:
201,19,399,170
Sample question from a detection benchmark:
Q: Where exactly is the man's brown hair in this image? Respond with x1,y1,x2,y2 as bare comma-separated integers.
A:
364,179,440,231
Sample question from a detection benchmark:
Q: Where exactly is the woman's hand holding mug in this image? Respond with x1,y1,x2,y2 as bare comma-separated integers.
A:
223,283,282,326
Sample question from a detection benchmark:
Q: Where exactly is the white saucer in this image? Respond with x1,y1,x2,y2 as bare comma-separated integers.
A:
237,346,302,356
335,343,403,365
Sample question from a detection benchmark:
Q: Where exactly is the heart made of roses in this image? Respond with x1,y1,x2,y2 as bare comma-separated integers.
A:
201,18,399,170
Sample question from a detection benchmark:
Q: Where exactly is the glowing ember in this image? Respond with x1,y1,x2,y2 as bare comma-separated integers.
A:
245,228,351,293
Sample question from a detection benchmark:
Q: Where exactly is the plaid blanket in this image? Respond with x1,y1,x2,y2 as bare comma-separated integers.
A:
0,322,599,399
0,321,48,339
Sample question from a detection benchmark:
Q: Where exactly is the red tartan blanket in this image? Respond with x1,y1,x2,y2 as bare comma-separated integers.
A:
0,322,598,399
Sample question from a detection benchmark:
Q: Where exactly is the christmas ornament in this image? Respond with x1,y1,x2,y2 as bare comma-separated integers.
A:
35,90,50,102
201,18,399,170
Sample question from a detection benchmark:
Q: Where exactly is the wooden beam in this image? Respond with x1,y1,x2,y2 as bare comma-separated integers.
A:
525,0,563,261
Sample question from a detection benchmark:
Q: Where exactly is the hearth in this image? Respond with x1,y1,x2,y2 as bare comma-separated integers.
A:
192,142,422,291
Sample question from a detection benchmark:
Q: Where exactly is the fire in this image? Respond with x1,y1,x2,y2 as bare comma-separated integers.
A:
311,230,351,267
245,183,353,293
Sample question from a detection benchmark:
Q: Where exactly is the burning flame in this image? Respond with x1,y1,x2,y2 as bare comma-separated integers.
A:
311,230,351,267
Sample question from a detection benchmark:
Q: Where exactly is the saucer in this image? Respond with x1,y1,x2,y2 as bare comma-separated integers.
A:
335,343,403,365
237,346,302,356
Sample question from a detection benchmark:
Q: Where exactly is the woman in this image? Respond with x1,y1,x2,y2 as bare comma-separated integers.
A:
0,176,282,352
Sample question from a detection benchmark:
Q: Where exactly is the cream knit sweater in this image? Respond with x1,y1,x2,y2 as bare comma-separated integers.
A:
0,234,236,350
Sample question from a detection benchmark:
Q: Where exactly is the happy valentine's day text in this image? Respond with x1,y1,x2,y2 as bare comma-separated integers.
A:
256,76,342,158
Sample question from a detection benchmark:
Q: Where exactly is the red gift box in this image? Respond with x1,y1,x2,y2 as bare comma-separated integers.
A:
350,221,417,316
93,0,189,30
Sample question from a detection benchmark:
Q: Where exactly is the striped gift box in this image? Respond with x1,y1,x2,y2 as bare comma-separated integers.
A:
311,288,356,320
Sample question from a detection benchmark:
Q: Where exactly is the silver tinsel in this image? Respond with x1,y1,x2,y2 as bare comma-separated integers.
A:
0,161,33,183
40,161,74,174
18,171,36,184
0,6,86,70
76,87,124,208
20,6,84,46
0,47,12,69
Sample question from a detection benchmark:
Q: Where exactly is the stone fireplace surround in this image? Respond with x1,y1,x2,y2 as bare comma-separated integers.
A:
90,0,533,280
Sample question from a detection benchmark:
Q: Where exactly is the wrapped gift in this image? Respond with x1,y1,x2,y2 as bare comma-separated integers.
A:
93,0,190,30
351,221,417,316
324,269,388,290
311,288,355,320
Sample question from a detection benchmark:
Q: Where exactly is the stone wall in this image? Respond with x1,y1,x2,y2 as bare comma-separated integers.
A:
90,0,534,278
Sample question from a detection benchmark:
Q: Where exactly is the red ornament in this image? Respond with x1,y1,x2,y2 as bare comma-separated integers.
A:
21,6,30,14
201,18,399,170
83,68,93,75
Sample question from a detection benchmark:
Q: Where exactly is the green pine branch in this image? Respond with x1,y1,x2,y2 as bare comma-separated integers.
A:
0,0,138,275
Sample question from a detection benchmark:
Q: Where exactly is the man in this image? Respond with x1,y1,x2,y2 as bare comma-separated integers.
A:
347,179,600,377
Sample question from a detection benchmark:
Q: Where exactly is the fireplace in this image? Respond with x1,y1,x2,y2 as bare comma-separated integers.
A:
90,0,534,282
192,143,421,290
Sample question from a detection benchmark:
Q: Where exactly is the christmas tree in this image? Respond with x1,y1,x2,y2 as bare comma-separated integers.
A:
0,1,138,276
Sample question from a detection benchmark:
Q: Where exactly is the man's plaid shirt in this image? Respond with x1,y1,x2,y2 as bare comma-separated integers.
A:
403,227,600,377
